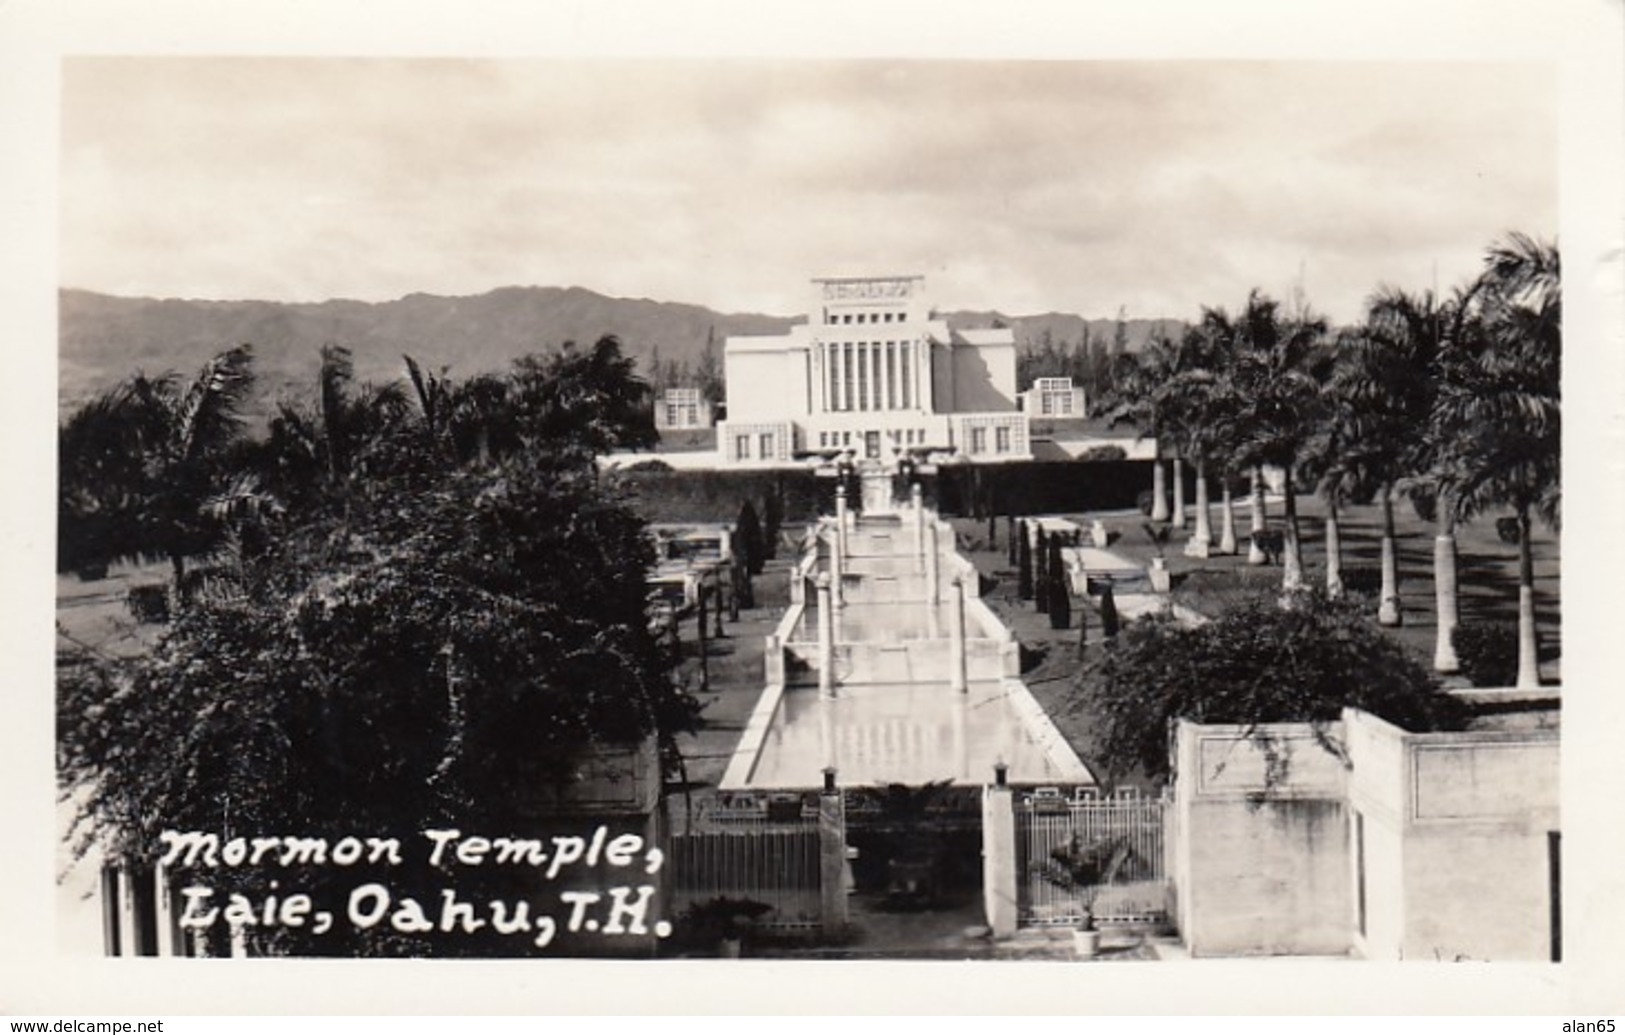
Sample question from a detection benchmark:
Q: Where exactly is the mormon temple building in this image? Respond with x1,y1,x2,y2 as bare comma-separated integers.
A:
717,275,1031,466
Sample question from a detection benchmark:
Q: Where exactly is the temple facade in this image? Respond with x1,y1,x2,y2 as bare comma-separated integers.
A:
717,275,1030,466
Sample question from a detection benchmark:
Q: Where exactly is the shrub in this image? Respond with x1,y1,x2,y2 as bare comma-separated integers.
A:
1250,529,1284,564
125,584,170,624
1495,516,1522,545
1453,623,1521,688
1136,489,1156,516
1077,445,1127,463
1410,489,1437,525
1339,566,1382,599
1080,589,1466,784
625,458,674,472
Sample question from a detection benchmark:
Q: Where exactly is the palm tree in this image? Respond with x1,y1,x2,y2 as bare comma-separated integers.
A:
1223,291,1332,592
1434,234,1560,687
265,345,409,513
1159,319,1245,559
1103,338,1179,522
1335,287,1453,627
1299,342,1378,600
58,344,258,596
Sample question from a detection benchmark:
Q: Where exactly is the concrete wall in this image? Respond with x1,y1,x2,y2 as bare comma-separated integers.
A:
1169,721,1351,957
1171,711,1561,962
950,340,1019,412
1344,709,1559,962
725,342,808,423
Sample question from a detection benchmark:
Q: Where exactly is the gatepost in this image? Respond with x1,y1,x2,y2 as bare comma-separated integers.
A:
818,767,849,934
982,762,1018,939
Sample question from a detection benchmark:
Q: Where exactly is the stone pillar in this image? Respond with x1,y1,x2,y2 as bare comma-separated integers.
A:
129,865,160,957
819,768,849,935
949,575,967,692
100,864,122,957
982,768,1018,939
912,483,927,566
816,573,834,699
835,484,849,545
926,521,941,606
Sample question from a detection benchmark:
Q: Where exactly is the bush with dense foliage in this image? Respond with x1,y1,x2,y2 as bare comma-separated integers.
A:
1452,622,1521,688
1078,591,1468,784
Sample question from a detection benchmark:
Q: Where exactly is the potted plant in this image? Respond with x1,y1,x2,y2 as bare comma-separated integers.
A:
680,896,772,958
1073,909,1102,958
1035,834,1132,961
1142,522,1172,592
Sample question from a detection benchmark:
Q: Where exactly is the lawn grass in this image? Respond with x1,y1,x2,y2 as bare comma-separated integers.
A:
951,489,1561,685
949,488,1561,792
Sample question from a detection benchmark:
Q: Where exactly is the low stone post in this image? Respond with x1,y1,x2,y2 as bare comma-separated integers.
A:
830,526,845,610
949,575,967,692
982,764,1018,939
926,521,941,605
912,484,927,567
128,865,160,957
819,767,849,935
100,864,122,957
835,483,849,559
816,573,835,699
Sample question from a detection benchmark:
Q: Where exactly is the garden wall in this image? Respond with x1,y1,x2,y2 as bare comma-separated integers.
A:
1168,720,1351,957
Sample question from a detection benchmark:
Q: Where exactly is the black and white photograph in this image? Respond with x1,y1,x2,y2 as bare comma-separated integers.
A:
7,0,1624,1018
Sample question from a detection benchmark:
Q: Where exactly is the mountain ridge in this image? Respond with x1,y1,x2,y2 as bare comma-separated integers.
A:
58,286,1182,413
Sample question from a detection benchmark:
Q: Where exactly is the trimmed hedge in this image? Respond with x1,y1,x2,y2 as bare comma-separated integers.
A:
614,457,1173,526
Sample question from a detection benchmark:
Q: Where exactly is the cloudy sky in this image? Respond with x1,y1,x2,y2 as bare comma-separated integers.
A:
60,58,1556,325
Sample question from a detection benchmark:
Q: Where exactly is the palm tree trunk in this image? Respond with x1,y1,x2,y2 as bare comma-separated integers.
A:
1516,506,1540,689
1247,465,1267,565
1150,451,1170,522
1432,504,1461,674
1185,458,1212,557
1324,501,1344,599
1281,469,1304,591
1218,477,1238,554
1170,455,1186,531
1377,483,1402,626
169,552,189,609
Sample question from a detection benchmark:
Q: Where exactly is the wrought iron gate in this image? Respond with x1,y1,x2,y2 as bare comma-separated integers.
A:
1015,789,1169,927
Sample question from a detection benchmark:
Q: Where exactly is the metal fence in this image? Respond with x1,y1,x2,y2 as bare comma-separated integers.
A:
1015,790,1169,927
665,822,824,931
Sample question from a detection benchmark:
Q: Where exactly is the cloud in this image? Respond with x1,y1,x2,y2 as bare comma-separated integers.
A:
60,58,1557,322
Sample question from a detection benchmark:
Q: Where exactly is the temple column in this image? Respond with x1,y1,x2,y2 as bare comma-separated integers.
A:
880,341,891,411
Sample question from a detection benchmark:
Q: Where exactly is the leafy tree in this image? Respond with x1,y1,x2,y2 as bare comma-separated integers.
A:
1034,528,1051,613
1079,591,1467,785
762,489,783,561
1101,336,1179,522
58,454,698,956
1332,287,1454,625
736,500,765,576
260,345,410,517
1048,539,1071,630
508,336,658,464
1154,321,1246,556
1433,233,1560,688
1098,581,1121,640
695,326,725,407
1217,291,1333,591
58,344,260,592
1017,523,1034,601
